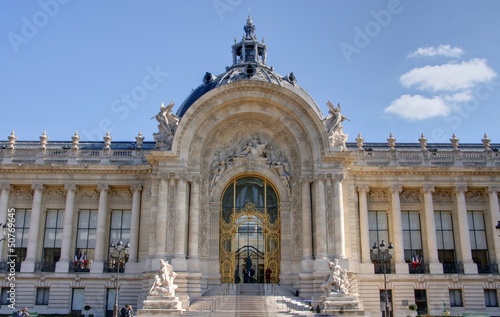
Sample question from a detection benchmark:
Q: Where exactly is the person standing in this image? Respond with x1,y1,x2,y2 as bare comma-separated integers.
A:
126,305,134,317
265,267,272,283
243,268,248,283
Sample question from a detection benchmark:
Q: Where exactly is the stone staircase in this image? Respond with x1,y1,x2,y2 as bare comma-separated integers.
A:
185,284,319,317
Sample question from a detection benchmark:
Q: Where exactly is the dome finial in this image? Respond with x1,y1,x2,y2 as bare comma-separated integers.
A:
244,13,256,40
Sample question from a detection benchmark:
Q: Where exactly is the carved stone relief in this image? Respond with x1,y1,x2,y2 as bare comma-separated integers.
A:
109,188,132,202
78,189,100,201
45,188,66,201
367,189,389,203
12,187,33,201
432,189,453,203
465,190,485,203
400,189,421,203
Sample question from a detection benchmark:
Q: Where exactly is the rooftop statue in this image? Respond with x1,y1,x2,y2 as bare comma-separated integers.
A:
153,101,179,150
324,101,349,151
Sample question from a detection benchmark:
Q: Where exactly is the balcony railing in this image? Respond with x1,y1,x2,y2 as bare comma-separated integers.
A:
373,262,394,274
408,262,426,274
35,261,56,272
476,262,499,274
442,262,463,274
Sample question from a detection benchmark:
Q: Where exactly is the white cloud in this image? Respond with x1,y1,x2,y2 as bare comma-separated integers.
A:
408,44,464,58
400,58,496,92
384,94,451,120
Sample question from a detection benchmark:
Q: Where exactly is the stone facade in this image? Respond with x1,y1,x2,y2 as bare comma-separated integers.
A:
0,17,499,317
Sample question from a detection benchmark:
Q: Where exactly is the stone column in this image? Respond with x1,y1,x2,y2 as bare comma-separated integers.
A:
333,174,346,259
301,178,313,261
0,184,12,261
422,185,442,274
390,185,408,273
156,175,169,257
56,184,77,272
455,185,477,274
313,176,328,260
21,183,44,272
358,185,373,273
173,175,188,271
188,177,200,265
90,184,109,273
128,184,142,262
487,186,500,263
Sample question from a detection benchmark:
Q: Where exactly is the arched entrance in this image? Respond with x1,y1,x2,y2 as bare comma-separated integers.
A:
219,176,280,283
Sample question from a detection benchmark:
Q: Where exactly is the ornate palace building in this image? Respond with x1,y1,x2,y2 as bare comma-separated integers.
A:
1,17,499,317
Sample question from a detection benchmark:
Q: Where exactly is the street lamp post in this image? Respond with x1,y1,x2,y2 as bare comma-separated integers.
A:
109,240,130,317
372,240,394,317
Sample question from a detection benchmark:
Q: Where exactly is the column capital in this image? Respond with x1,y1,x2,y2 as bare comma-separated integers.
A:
64,183,78,192
130,184,143,192
313,174,327,182
357,185,370,194
332,173,344,182
300,175,314,184
97,183,109,191
390,184,402,194
423,185,435,194
31,183,45,191
187,175,201,184
455,185,468,194
0,183,12,191
488,186,500,194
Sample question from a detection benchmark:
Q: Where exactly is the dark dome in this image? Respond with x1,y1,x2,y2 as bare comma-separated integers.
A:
176,16,322,118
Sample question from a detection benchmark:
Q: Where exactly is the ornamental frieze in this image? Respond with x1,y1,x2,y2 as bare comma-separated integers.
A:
367,189,389,203
432,189,453,203
400,189,421,203
465,190,485,203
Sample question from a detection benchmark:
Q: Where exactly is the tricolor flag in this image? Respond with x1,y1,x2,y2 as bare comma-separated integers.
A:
83,253,88,267
411,254,421,269
79,252,85,266
74,253,78,265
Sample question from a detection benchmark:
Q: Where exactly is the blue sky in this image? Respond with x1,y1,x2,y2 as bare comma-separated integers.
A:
1,0,499,145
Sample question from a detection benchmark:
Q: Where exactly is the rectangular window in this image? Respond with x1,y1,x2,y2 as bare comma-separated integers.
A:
449,289,463,307
41,209,64,271
14,209,31,271
75,210,97,271
71,288,85,311
1,288,10,305
414,290,427,316
35,287,50,305
485,289,499,307
435,211,457,273
369,211,391,274
468,211,490,273
379,289,393,317
369,211,389,248
402,211,423,273
107,288,116,313
108,210,131,272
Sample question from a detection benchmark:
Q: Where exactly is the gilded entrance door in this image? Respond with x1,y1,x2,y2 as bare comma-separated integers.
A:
219,177,280,283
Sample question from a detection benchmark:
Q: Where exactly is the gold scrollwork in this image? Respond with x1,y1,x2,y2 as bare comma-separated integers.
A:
220,203,280,283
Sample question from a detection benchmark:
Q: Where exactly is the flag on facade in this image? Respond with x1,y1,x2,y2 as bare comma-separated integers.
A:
411,254,421,268
74,253,78,265
83,253,88,267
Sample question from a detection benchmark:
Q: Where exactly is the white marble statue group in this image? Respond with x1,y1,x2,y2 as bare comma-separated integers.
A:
149,259,178,297
323,101,349,151
321,259,351,296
